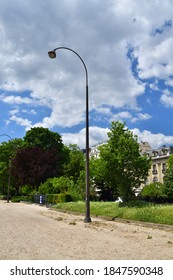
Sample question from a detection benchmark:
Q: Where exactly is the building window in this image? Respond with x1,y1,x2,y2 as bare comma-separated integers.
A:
162,163,166,174
152,164,157,174
153,176,158,182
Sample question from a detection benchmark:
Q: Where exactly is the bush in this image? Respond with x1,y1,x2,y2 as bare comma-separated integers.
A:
38,176,86,202
11,196,22,202
38,176,74,195
20,185,34,195
0,195,6,200
38,179,55,195
11,195,33,203
140,183,167,202
46,193,72,204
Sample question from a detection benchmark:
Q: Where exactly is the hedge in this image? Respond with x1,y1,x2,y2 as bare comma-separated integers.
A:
46,193,72,204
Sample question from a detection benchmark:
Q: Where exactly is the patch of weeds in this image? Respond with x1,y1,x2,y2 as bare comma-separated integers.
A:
69,221,76,225
167,241,173,244
55,217,63,221
147,235,152,239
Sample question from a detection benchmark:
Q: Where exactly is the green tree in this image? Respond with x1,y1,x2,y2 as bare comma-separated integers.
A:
90,156,117,201
163,154,173,200
64,144,85,182
24,127,62,150
0,138,23,195
23,127,68,175
99,121,151,202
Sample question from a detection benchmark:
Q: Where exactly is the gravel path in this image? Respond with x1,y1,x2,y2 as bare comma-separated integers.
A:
0,200,173,260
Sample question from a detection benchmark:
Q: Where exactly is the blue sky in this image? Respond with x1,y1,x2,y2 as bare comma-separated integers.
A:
0,0,173,149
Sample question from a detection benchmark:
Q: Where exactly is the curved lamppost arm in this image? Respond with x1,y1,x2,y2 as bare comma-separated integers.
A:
0,134,12,141
48,47,91,223
48,47,88,86
0,134,12,203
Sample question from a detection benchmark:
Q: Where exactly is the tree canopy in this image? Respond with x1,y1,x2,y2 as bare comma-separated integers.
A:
0,138,23,195
163,154,173,200
92,121,151,202
63,144,85,182
11,146,59,190
23,127,63,150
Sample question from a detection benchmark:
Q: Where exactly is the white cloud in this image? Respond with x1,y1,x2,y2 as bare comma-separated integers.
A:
94,106,112,116
62,125,173,149
110,111,151,123
136,37,173,79
160,89,173,108
9,108,19,116
165,78,173,87
21,109,37,115
0,0,147,131
111,111,132,122
10,115,32,130
1,94,33,105
132,128,173,149
131,113,152,123
160,94,173,108
0,0,173,145
62,126,109,148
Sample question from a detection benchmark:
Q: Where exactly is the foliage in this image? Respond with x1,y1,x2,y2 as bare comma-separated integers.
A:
24,127,63,150
92,121,151,202
165,154,173,169
140,182,167,202
0,194,6,200
20,185,35,196
0,138,24,194
90,156,118,201
38,176,74,194
46,193,72,204
11,146,59,189
11,196,32,203
0,161,8,194
63,144,85,182
23,127,68,175
38,174,95,202
11,196,21,202
163,154,173,200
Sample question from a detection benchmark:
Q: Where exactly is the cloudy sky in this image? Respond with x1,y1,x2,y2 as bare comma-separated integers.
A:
0,0,173,149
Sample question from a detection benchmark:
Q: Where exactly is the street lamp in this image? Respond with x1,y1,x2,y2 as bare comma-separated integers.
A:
48,47,91,223
0,134,12,203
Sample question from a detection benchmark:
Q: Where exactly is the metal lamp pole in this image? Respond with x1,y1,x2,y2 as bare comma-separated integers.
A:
0,134,12,203
48,47,91,223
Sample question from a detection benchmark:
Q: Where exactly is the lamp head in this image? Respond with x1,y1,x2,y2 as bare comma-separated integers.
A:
48,50,56,59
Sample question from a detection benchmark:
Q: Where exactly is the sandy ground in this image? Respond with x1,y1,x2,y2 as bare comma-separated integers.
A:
0,200,173,260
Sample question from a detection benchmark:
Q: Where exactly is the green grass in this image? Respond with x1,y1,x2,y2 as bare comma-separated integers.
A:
53,201,173,226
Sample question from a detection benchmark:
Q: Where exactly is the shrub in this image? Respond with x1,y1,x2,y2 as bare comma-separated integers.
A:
46,193,72,204
0,195,6,200
20,185,35,196
140,182,167,202
11,196,22,202
11,195,33,203
38,179,55,195
38,176,74,195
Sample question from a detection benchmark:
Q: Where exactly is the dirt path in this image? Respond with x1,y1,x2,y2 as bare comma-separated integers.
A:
0,200,173,260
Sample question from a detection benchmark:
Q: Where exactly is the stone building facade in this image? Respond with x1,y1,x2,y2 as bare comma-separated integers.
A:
140,142,173,185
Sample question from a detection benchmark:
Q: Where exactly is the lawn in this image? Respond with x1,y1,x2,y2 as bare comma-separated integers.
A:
53,201,173,226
